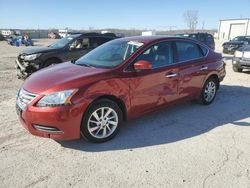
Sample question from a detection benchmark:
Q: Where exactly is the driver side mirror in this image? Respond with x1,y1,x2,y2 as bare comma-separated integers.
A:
134,60,152,71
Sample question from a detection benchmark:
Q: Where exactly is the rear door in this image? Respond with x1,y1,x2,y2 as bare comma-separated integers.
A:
129,41,179,115
174,40,209,99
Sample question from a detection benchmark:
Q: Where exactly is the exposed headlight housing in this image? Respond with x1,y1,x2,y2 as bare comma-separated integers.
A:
24,53,41,61
234,51,243,58
36,89,78,107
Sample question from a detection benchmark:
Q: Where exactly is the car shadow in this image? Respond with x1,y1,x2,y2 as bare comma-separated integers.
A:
58,85,250,152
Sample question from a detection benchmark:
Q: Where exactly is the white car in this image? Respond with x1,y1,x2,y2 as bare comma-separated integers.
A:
232,45,250,72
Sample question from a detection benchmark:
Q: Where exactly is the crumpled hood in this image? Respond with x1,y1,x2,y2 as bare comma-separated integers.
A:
20,46,59,55
23,62,110,94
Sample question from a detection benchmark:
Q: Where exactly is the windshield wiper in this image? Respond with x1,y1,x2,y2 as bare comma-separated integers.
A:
78,63,96,68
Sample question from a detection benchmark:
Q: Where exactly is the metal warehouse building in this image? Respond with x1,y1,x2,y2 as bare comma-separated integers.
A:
218,18,250,40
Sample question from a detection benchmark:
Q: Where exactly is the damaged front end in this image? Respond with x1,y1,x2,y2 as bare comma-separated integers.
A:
15,54,40,79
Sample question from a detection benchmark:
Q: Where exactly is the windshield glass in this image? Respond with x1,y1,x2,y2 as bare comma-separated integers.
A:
75,40,144,68
232,36,244,41
49,35,77,48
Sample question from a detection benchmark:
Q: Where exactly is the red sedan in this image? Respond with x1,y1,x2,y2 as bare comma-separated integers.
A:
16,36,226,143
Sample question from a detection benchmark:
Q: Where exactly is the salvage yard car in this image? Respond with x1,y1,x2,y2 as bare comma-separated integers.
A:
15,32,118,79
232,45,250,72
223,35,250,54
16,36,226,143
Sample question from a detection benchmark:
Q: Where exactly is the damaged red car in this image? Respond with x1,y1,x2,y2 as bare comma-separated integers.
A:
16,36,226,143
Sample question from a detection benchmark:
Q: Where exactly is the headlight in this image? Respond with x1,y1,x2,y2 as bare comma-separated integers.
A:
24,53,41,61
234,51,243,58
36,89,78,107
243,51,250,58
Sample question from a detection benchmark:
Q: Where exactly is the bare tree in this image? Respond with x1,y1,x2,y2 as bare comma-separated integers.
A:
183,10,198,32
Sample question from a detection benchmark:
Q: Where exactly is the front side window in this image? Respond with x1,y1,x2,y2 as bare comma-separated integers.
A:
49,35,78,48
75,40,144,68
136,42,173,69
176,41,203,62
69,38,90,49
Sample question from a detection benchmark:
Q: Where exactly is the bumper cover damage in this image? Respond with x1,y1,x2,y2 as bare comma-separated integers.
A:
15,56,39,79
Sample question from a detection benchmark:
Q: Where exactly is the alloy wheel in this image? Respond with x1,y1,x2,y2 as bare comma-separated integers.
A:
204,81,216,102
87,107,118,139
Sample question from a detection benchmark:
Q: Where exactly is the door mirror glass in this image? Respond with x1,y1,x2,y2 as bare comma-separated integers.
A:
134,60,152,70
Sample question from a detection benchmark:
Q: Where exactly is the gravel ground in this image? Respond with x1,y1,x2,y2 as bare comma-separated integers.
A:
0,39,250,188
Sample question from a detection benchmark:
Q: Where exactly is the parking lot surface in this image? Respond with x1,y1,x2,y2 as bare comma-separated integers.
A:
0,39,250,188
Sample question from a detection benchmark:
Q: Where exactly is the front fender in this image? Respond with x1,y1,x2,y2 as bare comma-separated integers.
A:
82,78,131,114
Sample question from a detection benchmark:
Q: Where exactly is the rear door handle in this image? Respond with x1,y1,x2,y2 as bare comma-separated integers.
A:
200,66,208,71
165,73,178,78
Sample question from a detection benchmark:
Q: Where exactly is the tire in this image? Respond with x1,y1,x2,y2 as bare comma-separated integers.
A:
199,77,218,105
233,66,242,72
81,99,123,143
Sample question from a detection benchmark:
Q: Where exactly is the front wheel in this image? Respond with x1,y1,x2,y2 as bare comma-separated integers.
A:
81,99,123,143
232,66,242,72
199,78,218,105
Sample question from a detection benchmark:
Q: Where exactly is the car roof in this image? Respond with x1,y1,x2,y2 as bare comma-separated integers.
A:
115,35,202,44
69,32,117,38
236,36,250,38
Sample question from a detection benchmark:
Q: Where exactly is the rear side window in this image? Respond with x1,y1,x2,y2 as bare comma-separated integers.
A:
197,34,206,42
89,37,111,48
175,41,203,62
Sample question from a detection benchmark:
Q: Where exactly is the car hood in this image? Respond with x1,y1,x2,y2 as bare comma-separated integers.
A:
237,45,250,52
23,62,111,94
20,46,59,55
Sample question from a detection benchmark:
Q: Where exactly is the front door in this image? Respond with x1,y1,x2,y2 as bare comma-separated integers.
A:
129,41,179,115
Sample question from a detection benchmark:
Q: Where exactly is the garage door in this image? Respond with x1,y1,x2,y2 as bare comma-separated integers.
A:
229,24,246,39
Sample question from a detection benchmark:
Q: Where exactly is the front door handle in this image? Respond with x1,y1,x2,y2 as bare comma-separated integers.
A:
165,73,178,78
200,66,208,71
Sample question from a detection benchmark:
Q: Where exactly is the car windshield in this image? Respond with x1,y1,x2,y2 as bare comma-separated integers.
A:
75,40,144,68
232,36,244,41
49,35,77,48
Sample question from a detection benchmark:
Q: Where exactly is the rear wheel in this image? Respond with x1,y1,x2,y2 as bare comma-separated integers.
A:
199,77,218,105
81,99,123,143
233,66,242,72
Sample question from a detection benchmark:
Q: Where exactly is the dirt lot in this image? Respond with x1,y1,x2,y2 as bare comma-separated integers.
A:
0,39,250,188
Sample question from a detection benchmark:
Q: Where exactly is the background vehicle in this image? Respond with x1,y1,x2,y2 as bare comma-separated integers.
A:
223,36,250,54
48,32,61,39
16,36,226,143
177,33,215,50
15,32,118,79
7,35,33,46
232,45,250,72
0,34,5,41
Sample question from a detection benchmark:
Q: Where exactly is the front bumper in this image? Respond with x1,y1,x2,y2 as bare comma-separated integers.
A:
223,47,237,54
15,58,39,79
16,95,88,140
232,57,250,69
